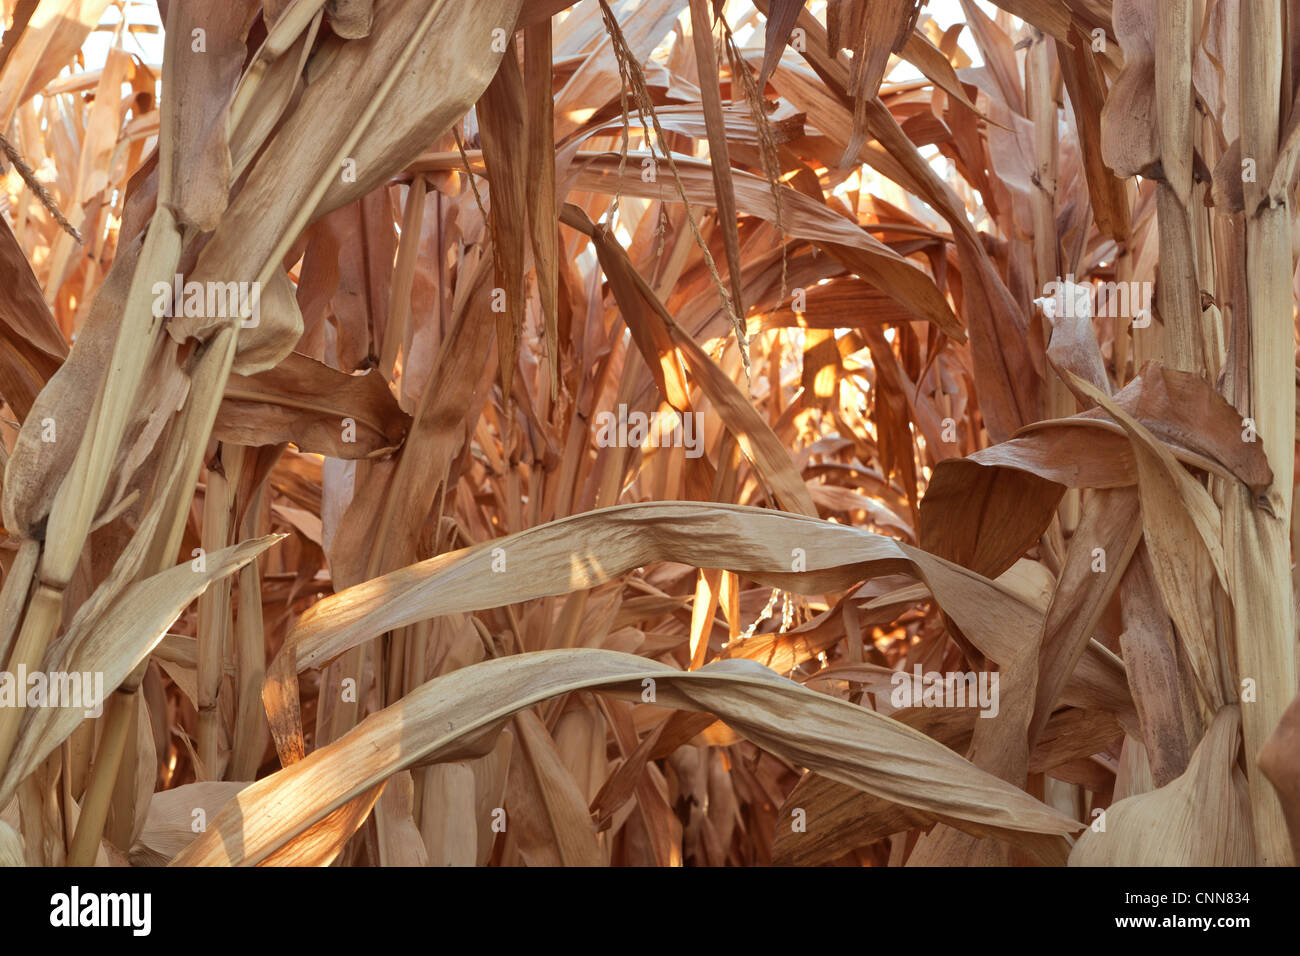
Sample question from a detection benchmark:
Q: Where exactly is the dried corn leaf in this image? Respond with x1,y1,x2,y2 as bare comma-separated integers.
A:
180,649,1078,865
1070,706,1254,865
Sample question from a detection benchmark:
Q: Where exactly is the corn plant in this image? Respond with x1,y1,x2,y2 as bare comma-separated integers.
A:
0,0,1296,868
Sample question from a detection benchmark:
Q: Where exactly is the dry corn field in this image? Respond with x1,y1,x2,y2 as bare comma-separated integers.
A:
0,0,1297,872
